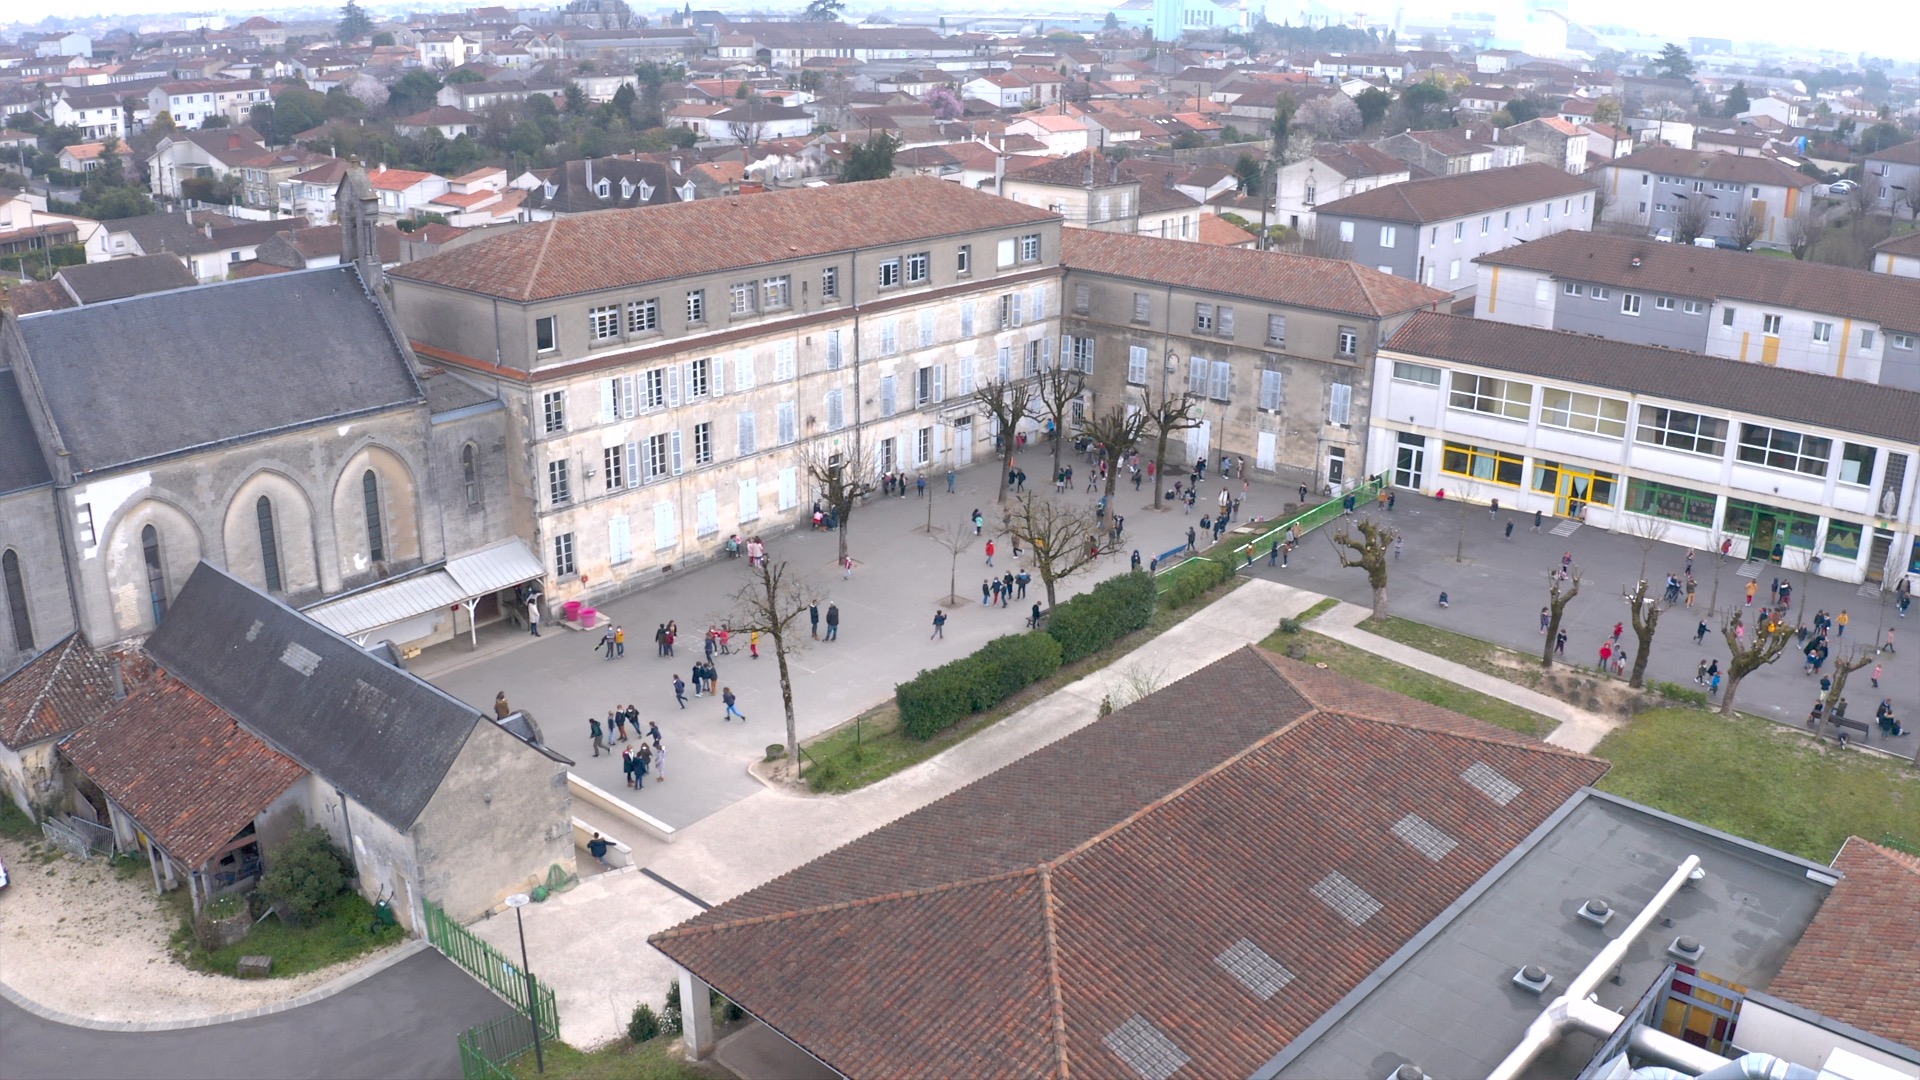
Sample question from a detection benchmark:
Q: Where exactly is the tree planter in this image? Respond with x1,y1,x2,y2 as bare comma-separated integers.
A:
197,896,253,950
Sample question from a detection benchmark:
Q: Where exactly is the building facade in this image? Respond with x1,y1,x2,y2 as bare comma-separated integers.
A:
1371,313,1918,586
389,178,1064,607
1592,146,1813,248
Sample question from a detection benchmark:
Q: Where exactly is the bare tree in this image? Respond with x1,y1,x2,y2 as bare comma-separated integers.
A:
1031,363,1086,485
929,522,977,607
1902,184,1920,226
1717,611,1797,717
1820,643,1875,718
1731,203,1766,251
1673,196,1711,245
1846,177,1877,227
1302,222,1355,261
1542,566,1582,668
724,558,822,777
797,437,879,566
1591,185,1611,227
999,491,1116,608
1787,209,1823,259
1330,517,1397,619
1625,578,1663,688
1623,514,1671,578
1077,403,1147,502
971,377,1036,506
1295,94,1361,138
1138,385,1203,511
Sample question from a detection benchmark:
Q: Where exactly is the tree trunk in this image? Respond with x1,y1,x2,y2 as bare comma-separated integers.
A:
1149,434,1170,511
1042,574,1058,610
1628,646,1652,688
1371,584,1387,620
997,449,1013,505
1718,670,1745,717
1542,614,1560,667
1050,427,1065,489
774,634,798,778
836,515,850,565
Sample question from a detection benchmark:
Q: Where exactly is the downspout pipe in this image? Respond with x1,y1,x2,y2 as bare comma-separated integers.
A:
1486,855,1703,1080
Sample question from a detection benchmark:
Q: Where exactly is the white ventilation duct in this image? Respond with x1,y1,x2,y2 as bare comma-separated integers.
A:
1693,1055,1820,1080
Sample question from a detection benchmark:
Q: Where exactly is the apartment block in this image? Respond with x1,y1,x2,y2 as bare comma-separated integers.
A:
1592,146,1814,248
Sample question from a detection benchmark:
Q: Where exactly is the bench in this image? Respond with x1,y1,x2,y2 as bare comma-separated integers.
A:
1829,716,1870,745
237,955,272,978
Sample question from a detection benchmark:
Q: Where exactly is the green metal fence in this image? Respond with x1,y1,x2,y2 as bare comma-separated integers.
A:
1155,473,1391,592
458,1011,537,1080
424,901,559,1041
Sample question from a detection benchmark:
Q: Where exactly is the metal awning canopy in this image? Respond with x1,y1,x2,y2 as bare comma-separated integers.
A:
304,539,544,645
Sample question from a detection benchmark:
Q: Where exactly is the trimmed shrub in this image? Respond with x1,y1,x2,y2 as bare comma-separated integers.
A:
897,661,977,739
660,981,684,1036
628,1002,661,1043
254,825,349,926
1047,570,1156,662
897,631,1063,740
1160,557,1232,610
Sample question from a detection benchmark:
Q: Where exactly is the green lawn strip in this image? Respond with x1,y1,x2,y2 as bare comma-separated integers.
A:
1359,615,1545,689
0,798,38,839
504,1037,722,1080
802,579,1244,793
168,890,405,978
1297,597,1339,623
1593,707,1920,864
1262,629,1555,738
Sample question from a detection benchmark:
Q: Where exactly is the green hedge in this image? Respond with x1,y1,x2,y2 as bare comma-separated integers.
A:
1046,570,1157,663
898,631,1062,739
1159,557,1232,611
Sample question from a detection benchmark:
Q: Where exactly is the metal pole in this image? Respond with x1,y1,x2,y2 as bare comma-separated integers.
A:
508,896,544,1073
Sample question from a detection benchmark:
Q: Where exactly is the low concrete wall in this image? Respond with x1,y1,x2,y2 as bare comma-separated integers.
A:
570,816,633,868
568,773,676,845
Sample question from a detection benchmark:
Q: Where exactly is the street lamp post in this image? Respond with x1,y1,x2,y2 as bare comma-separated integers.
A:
504,892,544,1074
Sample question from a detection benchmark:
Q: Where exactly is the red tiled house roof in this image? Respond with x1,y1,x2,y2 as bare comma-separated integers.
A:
60,677,306,867
1315,161,1595,223
651,647,1606,1080
1768,838,1920,1049
0,633,119,750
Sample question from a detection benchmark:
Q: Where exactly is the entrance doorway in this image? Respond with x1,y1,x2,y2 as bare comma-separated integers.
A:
1327,447,1346,490
1394,433,1425,489
953,417,973,466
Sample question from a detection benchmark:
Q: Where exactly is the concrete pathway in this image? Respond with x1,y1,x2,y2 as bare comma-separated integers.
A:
1311,602,1620,752
463,578,1322,1049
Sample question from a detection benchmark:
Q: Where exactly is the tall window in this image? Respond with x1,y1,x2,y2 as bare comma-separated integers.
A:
461,444,479,505
142,524,167,624
362,470,386,562
256,496,283,593
2,549,31,651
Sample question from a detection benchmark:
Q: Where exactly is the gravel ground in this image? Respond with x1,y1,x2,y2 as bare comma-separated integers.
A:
0,834,400,1023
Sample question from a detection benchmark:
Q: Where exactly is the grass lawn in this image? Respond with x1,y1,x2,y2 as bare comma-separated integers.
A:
1297,597,1339,622
1360,615,1545,690
0,798,38,840
802,580,1242,793
1259,628,1555,738
504,1037,722,1080
170,890,406,978
1594,707,1920,864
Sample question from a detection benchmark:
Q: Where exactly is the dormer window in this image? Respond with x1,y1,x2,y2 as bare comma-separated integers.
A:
619,178,634,199
639,180,654,201
542,180,556,199
595,178,610,198
681,182,695,201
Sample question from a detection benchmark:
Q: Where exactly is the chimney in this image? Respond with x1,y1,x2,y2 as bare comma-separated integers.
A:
110,661,126,702
584,157,594,189
227,133,241,150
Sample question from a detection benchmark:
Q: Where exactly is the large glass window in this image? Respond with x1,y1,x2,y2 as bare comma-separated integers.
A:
2,549,32,651
1540,388,1627,438
256,496,282,593
1736,423,1831,477
1839,443,1877,486
361,471,385,563
142,524,167,624
1391,360,1441,385
1441,441,1525,486
1626,478,1717,527
1635,407,1727,457
1823,520,1862,559
1447,372,1532,421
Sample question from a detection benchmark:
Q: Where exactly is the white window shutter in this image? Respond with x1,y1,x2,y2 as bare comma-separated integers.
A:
608,514,631,563
778,466,798,510
1012,292,1025,327
1330,383,1353,425
696,490,717,535
960,355,975,394
1031,285,1045,319
735,350,755,390
1042,337,1053,369
669,430,683,475
600,378,616,423
653,502,675,550
626,441,640,488
738,477,759,522
620,374,636,418
711,357,724,396
932,364,944,402
666,364,680,407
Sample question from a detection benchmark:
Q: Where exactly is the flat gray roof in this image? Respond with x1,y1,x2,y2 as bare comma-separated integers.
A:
1262,790,1834,1080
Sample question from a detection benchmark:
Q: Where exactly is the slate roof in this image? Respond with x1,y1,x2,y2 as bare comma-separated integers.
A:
109,211,222,257
54,253,196,304
60,676,306,867
392,177,1059,302
1315,162,1595,223
1385,312,1920,445
653,647,1605,1080
0,634,118,749
1061,228,1448,318
8,266,422,476
1769,838,1920,1050
1311,141,1409,179
0,367,51,495
1600,145,1815,188
523,157,686,215
143,564,487,830
1474,229,1920,334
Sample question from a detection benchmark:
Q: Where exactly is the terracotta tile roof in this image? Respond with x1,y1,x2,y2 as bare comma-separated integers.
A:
1475,229,1920,334
61,676,306,866
1600,145,1814,188
391,177,1059,302
367,166,438,191
1197,213,1256,246
0,634,119,749
1769,838,1920,1049
1061,228,1448,318
1872,230,1920,259
1312,141,1409,179
1317,162,1594,223
4,280,76,316
652,647,1605,1080
1865,138,1920,167
1385,312,1920,445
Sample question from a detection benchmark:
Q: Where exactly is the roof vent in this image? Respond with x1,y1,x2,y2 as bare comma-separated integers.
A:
1578,898,1614,927
1668,936,1706,963
1512,965,1553,994
1389,1066,1427,1080
1630,256,1642,268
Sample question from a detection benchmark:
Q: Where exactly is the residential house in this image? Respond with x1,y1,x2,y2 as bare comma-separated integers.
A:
394,106,483,140
1591,146,1814,247
1862,139,1920,217
963,72,1037,110
1624,115,1696,150
1006,111,1090,157
1312,162,1597,297
652,644,1884,1080
1581,122,1635,162
699,102,814,146
278,157,352,224
55,140,135,174
1000,150,1150,234
1374,312,1917,582
0,634,118,819
60,562,573,925
235,147,335,212
49,90,127,141
146,79,269,129
1059,228,1445,484
1373,127,1519,176
1694,129,1774,157
147,126,267,199
254,223,404,271
230,17,286,49
1273,142,1413,234
34,31,93,58
434,78,565,113
367,165,452,222
45,254,197,305
1872,231,1920,279
1456,85,1518,117
417,32,478,69
709,23,973,67
387,178,1064,606
1307,52,1408,82
1504,117,1588,173
1473,229,1920,390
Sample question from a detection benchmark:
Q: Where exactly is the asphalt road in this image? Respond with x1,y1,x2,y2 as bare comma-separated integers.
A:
0,950,510,1080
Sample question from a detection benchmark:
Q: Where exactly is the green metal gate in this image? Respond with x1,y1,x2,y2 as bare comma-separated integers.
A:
424,900,559,1041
